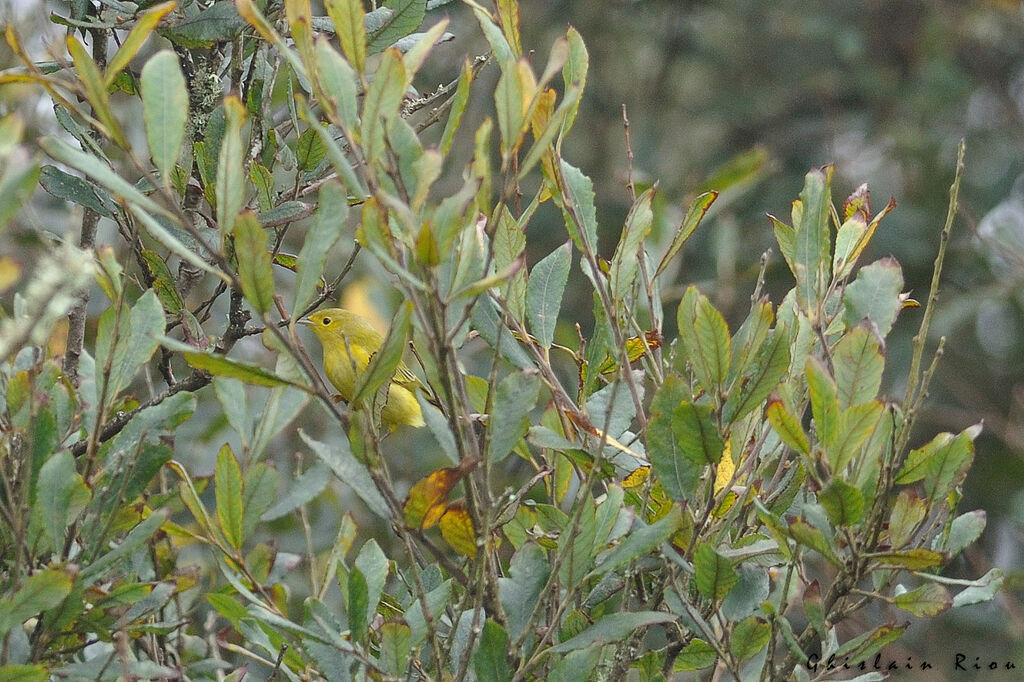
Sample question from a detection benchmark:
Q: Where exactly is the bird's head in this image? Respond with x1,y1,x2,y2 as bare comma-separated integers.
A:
299,308,347,341
299,307,380,346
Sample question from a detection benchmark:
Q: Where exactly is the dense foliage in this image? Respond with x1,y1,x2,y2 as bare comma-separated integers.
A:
0,1,1003,679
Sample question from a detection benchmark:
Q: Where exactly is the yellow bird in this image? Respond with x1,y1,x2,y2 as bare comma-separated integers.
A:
300,308,425,429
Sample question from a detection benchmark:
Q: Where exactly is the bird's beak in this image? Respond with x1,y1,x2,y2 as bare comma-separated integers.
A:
297,318,313,327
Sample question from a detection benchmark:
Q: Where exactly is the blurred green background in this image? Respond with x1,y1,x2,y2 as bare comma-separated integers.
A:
4,0,1024,675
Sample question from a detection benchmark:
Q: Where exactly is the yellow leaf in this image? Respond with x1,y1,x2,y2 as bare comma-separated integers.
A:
714,441,734,493
439,502,477,557
622,466,649,489
597,330,663,376
403,459,478,530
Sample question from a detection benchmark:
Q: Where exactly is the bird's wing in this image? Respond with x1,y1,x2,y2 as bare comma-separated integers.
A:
392,361,422,388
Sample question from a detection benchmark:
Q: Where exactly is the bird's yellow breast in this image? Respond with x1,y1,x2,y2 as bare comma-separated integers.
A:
305,308,425,429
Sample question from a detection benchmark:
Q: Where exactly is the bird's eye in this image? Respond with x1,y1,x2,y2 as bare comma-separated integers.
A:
322,317,331,325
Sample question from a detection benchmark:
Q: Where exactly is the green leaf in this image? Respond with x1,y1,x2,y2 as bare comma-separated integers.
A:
654,191,717,281
833,213,868,280
293,182,347,317
99,289,164,405
360,48,406,163
872,548,947,570
766,396,810,455
609,186,655,300
258,200,313,227
132,206,230,284
951,567,1003,607
473,620,511,682
38,165,114,219
805,356,838,454
893,583,951,617
121,442,173,502
181,350,295,388
888,490,927,548
833,323,884,410
842,257,903,338
353,539,388,640
36,451,76,549
942,510,986,557
517,85,582,180
694,543,738,601
38,136,167,218
260,463,329,521
723,325,790,426
548,648,601,682
494,207,528,321
729,299,773,381
673,639,718,671
440,58,473,155
140,50,188,182
301,100,364,197
895,430,975,499
0,665,48,682
557,497,597,588
66,35,126,146
141,249,184,314
471,296,534,369
215,444,245,550
80,509,168,585
672,401,724,466
295,127,327,172
526,241,571,349
721,564,770,622
548,611,677,654
217,96,247,238
829,399,884,471
729,616,771,661
561,26,588,127
818,479,864,527
834,624,906,663
793,166,832,321
558,160,599,251
769,213,796,279
367,0,426,54
300,430,390,519
801,580,825,637
0,569,73,639
467,1,514,65
379,622,411,676
106,392,196,460
325,0,367,73
351,302,412,409
647,375,702,502
499,543,550,641
159,1,246,48
232,212,275,315
405,579,450,646
789,519,841,567
241,464,278,540
487,372,541,462
315,38,359,130
495,59,526,157
106,2,174,86
595,504,683,576
677,287,731,399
